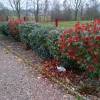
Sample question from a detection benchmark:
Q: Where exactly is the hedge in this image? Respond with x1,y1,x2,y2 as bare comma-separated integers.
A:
0,23,9,36
0,21,100,79
19,23,57,58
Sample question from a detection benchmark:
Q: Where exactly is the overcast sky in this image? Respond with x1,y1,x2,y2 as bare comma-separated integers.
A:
0,0,100,9
0,0,26,9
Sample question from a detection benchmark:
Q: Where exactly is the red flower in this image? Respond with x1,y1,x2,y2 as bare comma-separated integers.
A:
94,19,100,24
83,37,93,41
95,36,100,41
72,36,80,42
67,50,77,60
81,24,86,32
75,22,81,33
93,58,99,64
87,65,96,72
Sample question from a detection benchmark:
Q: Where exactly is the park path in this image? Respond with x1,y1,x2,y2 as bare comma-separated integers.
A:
0,43,75,100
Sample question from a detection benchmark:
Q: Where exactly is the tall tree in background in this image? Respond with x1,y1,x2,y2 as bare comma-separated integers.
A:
25,0,29,17
85,0,100,20
8,0,23,18
43,0,49,21
35,0,39,22
73,0,82,20
0,2,9,19
79,0,86,17
90,0,100,19
51,0,61,21
63,0,72,20
32,0,42,22
1,0,100,21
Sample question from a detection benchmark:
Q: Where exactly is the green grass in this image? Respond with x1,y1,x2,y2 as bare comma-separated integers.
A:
41,20,92,29
59,21,92,28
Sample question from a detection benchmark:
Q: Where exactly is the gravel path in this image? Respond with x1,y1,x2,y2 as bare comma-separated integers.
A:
0,44,75,100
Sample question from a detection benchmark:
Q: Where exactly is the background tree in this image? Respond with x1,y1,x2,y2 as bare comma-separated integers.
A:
85,0,100,20
32,0,43,22
73,0,82,20
63,0,72,20
51,0,61,21
43,0,49,21
8,0,23,18
0,0,100,21
79,0,86,18
0,2,9,20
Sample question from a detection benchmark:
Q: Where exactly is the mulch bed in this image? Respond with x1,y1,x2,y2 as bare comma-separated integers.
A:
42,60,100,96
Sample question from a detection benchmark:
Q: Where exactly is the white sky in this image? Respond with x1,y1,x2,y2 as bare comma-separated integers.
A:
0,0,100,9
0,0,26,9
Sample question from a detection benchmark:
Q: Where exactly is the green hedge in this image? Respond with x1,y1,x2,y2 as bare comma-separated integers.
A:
0,22,79,68
19,24,79,68
0,22,81,71
19,23,41,45
0,22,100,79
19,23,55,59
47,30,81,70
0,23,9,36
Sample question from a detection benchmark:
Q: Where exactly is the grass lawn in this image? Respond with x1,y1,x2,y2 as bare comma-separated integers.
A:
41,20,92,29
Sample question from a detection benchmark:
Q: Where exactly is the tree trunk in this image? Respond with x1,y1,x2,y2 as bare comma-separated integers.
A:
75,9,78,20
35,0,39,22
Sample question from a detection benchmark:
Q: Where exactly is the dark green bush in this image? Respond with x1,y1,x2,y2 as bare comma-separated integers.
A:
0,22,80,70
0,23,9,36
19,23,41,45
29,25,54,59
19,23,56,58
47,30,61,59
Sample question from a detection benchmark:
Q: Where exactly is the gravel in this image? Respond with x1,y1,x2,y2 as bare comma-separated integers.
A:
0,44,75,100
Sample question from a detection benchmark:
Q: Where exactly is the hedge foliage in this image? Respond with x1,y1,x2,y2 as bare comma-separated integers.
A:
0,23,9,36
19,23,56,58
0,21,100,79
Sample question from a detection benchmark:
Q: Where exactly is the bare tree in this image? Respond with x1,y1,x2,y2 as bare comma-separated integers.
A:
73,0,82,20
8,0,23,18
85,0,100,19
31,0,42,22
51,0,61,21
63,0,72,20
35,0,39,22
80,0,87,18
25,0,33,17
43,0,49,21
25,0,29,17
0,2,9,20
